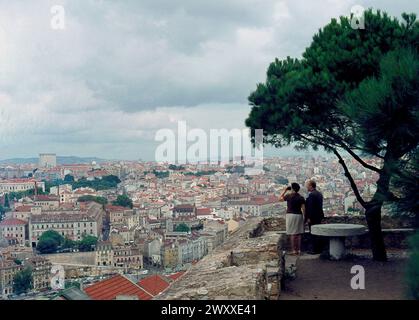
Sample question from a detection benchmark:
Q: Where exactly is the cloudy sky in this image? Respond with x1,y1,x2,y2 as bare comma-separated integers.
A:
0,0,417,161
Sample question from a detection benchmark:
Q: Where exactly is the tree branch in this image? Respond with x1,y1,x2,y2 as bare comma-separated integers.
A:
331,149,367,208
299,134,368,208
321,128,382,172
341,147,381,173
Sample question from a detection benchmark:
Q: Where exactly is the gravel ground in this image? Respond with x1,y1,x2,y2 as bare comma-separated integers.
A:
280,249,411,300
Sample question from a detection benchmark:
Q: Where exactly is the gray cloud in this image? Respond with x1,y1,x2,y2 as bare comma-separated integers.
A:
0,0,417,160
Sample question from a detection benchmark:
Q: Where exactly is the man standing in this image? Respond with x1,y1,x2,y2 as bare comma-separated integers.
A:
305,179,324,254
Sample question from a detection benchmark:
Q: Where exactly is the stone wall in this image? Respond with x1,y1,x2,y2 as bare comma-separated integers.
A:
324,215,416,229
42,252,96,266
261,215,415,251
157,217,286,300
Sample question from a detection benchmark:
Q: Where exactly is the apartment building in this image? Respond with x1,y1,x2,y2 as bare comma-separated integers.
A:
0,218,27,245
0,260,22,298
26,256,52,292
95,242,143,271
29,213,99,246
0,179,45,194
31,195,60,210
113,245,143,270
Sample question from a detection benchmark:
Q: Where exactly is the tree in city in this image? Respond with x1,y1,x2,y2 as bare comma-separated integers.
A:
36,238,59,254
78,195,108,206
4,194,10,208
112,194,133,209
101,175,121,184
62,236,76,249
78,235,98,252
246,10,419,261
36,230,64,254
64,174,75,182
0,205,6,222
13,267,33,295
275,176,289,185
175,223,191,233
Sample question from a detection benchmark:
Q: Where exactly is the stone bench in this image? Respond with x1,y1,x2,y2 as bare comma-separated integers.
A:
311,224,367,260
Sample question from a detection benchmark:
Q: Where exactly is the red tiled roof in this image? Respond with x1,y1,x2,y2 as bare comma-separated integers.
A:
0,218,26,226
60,203,75,209
196,208,211,215
137,275,170,296
0,179,37,183
32,195,59,201
168,271,185,281
87,170,109,177
105,205,127,212
173,204,195,210
14,205,33,212
84,275,152,300
74,189,95,195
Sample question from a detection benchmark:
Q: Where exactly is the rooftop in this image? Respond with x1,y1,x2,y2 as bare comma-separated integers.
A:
0,218,27,226
138,274,170,296
84,274,153,300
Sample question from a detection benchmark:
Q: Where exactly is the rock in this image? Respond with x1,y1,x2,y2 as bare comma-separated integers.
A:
197,288,208,295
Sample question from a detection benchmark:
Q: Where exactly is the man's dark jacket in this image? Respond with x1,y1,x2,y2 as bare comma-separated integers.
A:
305,189,324,225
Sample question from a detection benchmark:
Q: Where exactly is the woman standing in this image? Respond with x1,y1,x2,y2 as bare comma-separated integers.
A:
279,183,306,255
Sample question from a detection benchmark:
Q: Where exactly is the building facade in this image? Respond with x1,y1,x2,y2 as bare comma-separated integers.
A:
0,218,27,245
0,260,22,298
26,256,52,292
39,153,57,168
0,179,46,194
29,213,99,246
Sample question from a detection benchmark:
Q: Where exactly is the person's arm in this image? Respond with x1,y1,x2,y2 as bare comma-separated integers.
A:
301,203,306,221
279,186,290,202
305,194,311,224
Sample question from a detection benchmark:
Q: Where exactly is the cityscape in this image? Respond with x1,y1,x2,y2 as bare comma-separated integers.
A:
0,152,379,300
0,0,417,309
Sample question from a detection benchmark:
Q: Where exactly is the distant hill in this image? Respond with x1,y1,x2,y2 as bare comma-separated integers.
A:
0,156,107,165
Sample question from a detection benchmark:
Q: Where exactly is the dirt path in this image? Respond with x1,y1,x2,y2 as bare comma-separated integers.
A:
280,250,410,300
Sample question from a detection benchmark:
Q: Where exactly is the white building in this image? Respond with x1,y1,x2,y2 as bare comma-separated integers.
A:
0,179,45,194
29,213,99,246
39,153,57,168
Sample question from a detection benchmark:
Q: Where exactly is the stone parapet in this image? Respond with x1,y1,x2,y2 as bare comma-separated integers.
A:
157,217,286,300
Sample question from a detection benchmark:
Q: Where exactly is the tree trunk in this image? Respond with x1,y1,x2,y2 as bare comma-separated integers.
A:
365,202,387,261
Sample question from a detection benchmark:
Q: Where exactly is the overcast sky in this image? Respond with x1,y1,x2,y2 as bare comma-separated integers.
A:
0,0,417,161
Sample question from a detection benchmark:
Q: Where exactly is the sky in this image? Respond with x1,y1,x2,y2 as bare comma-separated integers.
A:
0,0,417,161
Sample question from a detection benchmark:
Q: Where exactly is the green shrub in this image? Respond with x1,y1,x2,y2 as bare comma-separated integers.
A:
406,232,419,300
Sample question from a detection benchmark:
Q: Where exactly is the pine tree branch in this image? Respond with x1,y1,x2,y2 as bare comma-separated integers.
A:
299,134,367,208
331,149,367,208
321,128,382,172
341,147,381,173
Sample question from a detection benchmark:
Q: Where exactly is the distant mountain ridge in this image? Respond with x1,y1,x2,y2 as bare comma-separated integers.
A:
0,156,107,165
